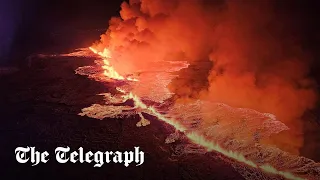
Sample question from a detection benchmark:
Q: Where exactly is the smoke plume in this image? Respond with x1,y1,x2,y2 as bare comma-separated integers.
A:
93,0,318,154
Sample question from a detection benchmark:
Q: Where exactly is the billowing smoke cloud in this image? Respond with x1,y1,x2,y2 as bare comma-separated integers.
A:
93,0,216,74
198,1,318,154
93,0,318,154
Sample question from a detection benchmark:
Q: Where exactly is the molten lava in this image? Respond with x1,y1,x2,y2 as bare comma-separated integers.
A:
89,47,138,81
75,46,319,180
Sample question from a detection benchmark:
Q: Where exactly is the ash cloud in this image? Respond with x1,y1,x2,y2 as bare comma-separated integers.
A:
93,0,318,154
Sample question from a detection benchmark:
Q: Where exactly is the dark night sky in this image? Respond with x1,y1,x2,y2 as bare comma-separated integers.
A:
0,0,318,66
0,0,124,64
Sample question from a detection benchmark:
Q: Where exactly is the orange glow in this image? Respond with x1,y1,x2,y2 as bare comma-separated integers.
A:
88,46,305,180
89,47,138,81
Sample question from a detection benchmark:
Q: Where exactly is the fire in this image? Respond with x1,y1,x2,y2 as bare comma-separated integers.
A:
88,46,305,180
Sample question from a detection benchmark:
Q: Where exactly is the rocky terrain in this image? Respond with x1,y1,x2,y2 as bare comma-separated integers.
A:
0,56,244,180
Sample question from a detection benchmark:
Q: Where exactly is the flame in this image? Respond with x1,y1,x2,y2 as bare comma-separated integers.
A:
89,47,304,180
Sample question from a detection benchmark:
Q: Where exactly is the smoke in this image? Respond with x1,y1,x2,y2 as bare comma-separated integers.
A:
93,0,318,154
198,1,318,154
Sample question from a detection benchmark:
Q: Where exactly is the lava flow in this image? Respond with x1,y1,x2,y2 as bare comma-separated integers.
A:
89,47,137,82
74,1,320,179
78,46,317,180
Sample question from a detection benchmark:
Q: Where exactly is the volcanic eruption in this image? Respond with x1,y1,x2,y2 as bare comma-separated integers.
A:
69,0,320,179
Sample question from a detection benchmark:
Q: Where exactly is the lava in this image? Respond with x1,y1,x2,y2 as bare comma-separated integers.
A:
89,47,138,81
86,47,309,180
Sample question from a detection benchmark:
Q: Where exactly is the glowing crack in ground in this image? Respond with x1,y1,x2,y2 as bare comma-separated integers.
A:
68,47,320,180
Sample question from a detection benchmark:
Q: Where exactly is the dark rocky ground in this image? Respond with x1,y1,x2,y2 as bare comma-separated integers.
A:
0,56,244,180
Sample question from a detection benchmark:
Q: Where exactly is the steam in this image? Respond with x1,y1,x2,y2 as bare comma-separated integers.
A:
93,0,318,154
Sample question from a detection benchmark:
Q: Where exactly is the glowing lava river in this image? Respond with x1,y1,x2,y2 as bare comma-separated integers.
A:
63,46,320,180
